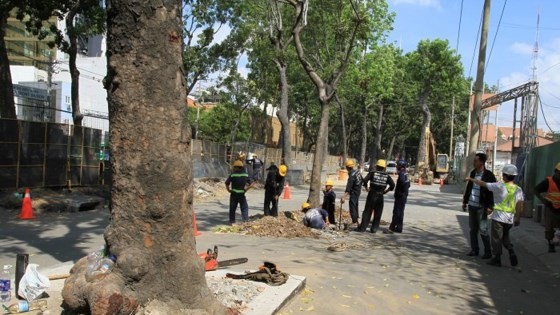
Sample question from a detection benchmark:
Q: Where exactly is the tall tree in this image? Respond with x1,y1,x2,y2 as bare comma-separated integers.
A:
62,0,224,313
0,1,69,118
281,0,393,205
61,0,105,125
182,0,247,94
406,39,464,174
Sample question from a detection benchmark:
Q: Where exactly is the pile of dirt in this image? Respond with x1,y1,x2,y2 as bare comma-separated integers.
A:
213,211,319,238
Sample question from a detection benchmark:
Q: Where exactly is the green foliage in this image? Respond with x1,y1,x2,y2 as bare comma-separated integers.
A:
404,39,469,160
182,0,249,93
193,104,250,143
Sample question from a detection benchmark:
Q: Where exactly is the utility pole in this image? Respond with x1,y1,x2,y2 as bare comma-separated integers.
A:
46,54,54,122
468,0,491,161
449,96,455,158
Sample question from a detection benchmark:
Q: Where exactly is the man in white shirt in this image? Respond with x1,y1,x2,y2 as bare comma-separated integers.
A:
465,164,524,267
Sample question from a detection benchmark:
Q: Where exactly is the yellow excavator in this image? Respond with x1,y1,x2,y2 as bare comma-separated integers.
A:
416,128,449,185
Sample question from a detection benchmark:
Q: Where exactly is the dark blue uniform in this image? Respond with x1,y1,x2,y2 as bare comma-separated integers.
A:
226,170,252,224
360,170,395,232
345,169,363,223
264,166,285,217
322,189,337,224
389,168,410,233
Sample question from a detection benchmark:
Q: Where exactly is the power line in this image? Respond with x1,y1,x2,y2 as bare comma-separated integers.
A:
456,0,464,52
486,0,508,69
538,95,556,133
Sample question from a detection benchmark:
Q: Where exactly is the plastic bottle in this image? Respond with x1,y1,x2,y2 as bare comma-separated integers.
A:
0,265,12,302
85,251,101,282
5,299,48,313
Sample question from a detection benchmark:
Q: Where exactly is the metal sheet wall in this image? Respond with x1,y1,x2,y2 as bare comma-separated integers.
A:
0,119,102,188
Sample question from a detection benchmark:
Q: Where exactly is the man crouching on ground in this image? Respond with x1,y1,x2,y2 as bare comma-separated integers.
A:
301,202,328,230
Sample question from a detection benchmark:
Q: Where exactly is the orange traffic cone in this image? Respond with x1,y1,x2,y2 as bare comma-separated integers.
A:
440,178,444,188
193,211,202,237
418,178,422,187
282,182,291,200
18,188,36,219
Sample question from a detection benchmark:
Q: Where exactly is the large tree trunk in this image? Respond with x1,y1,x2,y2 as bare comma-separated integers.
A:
66,4,84,126
62,1,225,314
0,13,16,119
335,95,347,162
308,99,330,206
276,61,292,164
387,135,396,162
371,103,383,163
359,102,369,169
416,87,431,171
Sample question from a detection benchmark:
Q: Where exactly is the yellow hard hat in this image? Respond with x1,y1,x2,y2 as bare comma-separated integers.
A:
278,164,288,177
301,202,311,210
325,180,334,186
233,160,243,167
376,159,386,168
345,159,355,168
556,162,560,171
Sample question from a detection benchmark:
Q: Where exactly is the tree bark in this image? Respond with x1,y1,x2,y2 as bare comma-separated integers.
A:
387,135,396,162
66,3,84,126
0,12,16,119
416,87,431,171
275,60,292,164
62,1,225,313
308,99,330,206
335,94,347,163
360,102,368,169
371,102,384,163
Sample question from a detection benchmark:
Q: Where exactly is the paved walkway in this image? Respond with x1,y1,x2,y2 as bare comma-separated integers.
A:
1,181,559,314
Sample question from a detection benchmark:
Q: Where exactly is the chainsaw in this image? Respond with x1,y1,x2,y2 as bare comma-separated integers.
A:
198,245,248,271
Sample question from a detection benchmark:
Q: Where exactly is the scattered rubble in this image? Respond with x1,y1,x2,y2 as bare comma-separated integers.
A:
207,275,265,311
193,178,229,202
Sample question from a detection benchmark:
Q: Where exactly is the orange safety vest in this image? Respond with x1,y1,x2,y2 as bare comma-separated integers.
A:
545,177,560,210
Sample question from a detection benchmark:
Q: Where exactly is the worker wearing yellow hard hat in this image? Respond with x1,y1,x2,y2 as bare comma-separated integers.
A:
301,202,328,229
359,159,395,233
322,180,336,225
342,159,363,229
263,163,288,217
225,159,254,225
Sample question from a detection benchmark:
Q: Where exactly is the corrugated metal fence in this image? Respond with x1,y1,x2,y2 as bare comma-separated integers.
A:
0,118,102,189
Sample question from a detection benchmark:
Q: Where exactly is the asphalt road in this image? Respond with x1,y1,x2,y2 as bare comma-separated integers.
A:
1,181,559,314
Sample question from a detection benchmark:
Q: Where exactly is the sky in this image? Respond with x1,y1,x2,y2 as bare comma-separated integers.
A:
387,0,560,133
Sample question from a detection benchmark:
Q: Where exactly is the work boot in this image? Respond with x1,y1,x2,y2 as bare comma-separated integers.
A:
481,251,492,259
487,256,501,267
466,250,478,257
549,243,556,253
509,252,518,267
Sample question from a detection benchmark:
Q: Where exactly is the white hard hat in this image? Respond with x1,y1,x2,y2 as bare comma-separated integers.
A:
502,164,518,176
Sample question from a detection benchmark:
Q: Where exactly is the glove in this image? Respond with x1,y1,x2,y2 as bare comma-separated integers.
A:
514,220,520,227
462,204,467,212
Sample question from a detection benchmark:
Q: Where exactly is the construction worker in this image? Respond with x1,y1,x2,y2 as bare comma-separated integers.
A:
341,159,363,228
251,154,263,182
225,160,254,225
322,180,337,225
462,152,497,259
301,202,328,229
359,159,395,233
465,164,524,267
534,162,560,253
263,164,287,217
385,160,410,234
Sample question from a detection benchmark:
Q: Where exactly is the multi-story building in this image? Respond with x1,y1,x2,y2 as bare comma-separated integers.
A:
5,6,109,133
